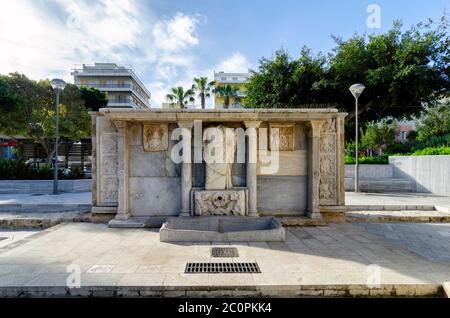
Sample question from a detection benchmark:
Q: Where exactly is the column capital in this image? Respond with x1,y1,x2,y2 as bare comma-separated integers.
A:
243,121,262,129
178,121,194,129
113,120,128,129
305,120,324,138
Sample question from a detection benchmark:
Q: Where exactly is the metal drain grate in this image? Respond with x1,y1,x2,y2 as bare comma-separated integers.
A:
211,247,239,258
185,262,260,274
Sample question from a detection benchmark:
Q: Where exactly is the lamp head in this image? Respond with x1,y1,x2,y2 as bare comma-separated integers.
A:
349,83,365,99
51,78,66,93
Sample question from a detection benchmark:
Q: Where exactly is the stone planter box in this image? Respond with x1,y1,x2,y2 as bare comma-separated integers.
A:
160,216,285,242
0,179,91,194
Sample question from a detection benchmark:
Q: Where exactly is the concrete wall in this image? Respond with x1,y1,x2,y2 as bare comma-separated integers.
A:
345,164,393,179
389,155,450,195
0,179,91,194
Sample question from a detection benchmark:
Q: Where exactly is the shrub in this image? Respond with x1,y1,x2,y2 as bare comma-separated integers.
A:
344,155,389,164
410,147,450,156
0,158,87,180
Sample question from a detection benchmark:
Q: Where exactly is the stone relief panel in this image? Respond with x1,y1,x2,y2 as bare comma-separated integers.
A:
269,124,294,151
97,116,119,206
319,118,337,205
194,190,246,216
143,123,168,152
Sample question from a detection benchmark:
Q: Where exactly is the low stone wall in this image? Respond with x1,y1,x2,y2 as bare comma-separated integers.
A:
389,155,450,195
0,179,91,194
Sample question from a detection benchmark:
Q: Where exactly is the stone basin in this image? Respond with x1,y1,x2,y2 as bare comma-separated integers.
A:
159,216,285,242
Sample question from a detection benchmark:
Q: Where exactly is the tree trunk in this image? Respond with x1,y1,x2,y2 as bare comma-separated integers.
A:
201,94,205,109
345,101,374,121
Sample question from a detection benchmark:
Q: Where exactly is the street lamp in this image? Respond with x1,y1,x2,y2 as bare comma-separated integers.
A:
50,78,66,194
349,83,365,193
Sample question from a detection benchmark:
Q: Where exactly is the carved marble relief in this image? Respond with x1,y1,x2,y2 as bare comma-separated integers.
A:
319,118,337,205
143,123,168,152
194,190,246,216
269,124,294,151
99,130,119,205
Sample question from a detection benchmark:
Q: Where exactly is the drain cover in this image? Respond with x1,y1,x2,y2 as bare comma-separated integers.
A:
211,247,239,258
185,262,260,274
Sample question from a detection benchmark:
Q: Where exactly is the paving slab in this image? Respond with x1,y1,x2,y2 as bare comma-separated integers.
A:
0,222,448,297
346,192,450,209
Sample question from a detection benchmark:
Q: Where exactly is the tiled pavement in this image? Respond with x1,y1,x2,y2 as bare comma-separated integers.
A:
0,222,449,297
355,223,450,263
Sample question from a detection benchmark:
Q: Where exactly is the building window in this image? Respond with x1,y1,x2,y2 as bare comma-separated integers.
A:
232,77,238,81
221,77,227,81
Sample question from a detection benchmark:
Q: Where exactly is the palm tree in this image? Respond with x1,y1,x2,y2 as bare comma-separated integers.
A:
215,84,240,109
165,86,195,109
192,77,215,109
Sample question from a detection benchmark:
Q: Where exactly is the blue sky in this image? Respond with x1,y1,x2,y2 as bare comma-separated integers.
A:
0,0,448,106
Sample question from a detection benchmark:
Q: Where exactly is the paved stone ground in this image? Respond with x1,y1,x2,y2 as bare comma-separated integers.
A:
346,192,450,208
355,223,450,264
0,192,91,205
0,229,40,249
0,222,449,297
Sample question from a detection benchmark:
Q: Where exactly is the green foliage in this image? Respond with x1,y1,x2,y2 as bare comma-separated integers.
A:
192,77,215,109
360,120,399,153
80,87,108,111
245,19,449,122
0,73,94,163
410,147,450,155
214,84,240,108
0,158,87,180
166,86,195,108
415,99,450,140
344,154,389,164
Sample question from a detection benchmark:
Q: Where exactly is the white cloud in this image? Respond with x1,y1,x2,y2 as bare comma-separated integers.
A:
0,1,252,109
215,53,251,73
153,13,200,51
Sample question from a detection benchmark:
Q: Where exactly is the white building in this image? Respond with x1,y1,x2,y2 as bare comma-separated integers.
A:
72,63,151,109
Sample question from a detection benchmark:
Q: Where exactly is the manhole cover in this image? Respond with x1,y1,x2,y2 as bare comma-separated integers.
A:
211,247,239,258
185,262,260,274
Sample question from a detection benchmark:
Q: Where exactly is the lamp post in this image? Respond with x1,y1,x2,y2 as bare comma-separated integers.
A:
349,83,365,193
50,79,66,194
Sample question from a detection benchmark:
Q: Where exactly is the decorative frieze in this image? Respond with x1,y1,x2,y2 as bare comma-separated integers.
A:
269,124,294,151
194,190,246,216
143,123,168,152
319,118,337,205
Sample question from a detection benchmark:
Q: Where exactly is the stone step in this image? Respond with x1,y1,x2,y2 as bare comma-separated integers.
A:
276,216,326,227
345,178,413,192
347,210,450,223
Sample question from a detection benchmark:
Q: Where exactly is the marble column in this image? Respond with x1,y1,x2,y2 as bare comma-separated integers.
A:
178,121,194,217
114,120,130,220
306,120,324,219
244,121,261,217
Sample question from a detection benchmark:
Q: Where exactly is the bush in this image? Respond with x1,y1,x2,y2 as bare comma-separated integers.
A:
345,155,389,164
410,147,450,156
0,158,87,180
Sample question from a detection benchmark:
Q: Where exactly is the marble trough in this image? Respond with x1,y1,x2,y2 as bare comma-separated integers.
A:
159,216,285,242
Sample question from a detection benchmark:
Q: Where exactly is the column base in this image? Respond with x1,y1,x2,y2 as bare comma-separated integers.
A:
115,210,131,221
306,211,323,220
179,211,191,217
247,211,259,217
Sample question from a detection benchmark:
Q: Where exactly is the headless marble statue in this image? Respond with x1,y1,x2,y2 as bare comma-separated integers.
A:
204,125,236,190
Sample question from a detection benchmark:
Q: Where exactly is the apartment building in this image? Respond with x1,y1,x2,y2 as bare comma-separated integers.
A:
72,63,151,109
213,71,250,109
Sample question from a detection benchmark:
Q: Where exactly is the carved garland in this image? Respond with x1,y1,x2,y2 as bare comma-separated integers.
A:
319,118,337,205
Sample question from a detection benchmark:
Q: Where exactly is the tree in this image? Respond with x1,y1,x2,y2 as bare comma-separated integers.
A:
360,120,399,155
165,86,195,109
415,99,450,140
192,77,215,109
215,84,240,109
80,87,108,111
0,73,92,164
245,19,449,122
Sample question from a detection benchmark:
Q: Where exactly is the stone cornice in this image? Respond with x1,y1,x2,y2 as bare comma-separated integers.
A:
100,108,347,123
